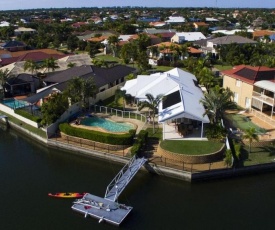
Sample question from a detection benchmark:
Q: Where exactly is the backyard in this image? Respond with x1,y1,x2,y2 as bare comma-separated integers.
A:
242,145,275,166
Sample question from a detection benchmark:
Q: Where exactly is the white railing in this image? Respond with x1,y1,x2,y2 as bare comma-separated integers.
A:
92,105,147,123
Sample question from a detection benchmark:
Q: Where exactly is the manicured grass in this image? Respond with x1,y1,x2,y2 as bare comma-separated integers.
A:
160,140,223,155
152,66,174,72
224,113,266,133
214,64,233,71
242,146,275,166
146,127,163,140
94,54,122,63
0,111,46,138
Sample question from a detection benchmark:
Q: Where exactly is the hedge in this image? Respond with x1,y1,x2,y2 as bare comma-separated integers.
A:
15,109,42,123
59,123,135,145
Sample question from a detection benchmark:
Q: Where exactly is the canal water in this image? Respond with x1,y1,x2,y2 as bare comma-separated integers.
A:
1,126,275,230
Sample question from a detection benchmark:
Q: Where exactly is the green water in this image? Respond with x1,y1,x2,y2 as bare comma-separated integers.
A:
1,127,275,229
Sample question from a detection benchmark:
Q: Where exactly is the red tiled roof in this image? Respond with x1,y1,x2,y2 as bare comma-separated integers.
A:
221,65,275,84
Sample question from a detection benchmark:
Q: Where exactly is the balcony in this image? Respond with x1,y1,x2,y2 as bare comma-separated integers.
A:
252,91,275,106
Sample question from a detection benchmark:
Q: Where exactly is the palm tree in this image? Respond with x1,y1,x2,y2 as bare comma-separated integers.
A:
115,89,127,110
43,57,59,73
65,77,96,110
138,93,165,133
0,68,9,98
107,35,120,57
200,86,237,124
242,127,259,153
67,62,76,68
24,60,39,74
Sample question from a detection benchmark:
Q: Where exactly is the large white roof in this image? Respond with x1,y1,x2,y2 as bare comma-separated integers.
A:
175,32,206,41
121,68,209,123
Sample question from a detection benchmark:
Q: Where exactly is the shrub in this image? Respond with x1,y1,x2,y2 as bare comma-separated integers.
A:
15,109,42,123
59,123,135,145
130,130,149,157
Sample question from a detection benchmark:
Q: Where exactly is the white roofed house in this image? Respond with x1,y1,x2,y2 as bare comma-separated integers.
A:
171,32,206,44
121,68,210,140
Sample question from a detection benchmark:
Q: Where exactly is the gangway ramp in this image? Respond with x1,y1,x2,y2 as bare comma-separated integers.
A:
104,156,147,202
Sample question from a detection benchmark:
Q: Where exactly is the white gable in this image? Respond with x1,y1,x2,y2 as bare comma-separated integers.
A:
121,68,209,123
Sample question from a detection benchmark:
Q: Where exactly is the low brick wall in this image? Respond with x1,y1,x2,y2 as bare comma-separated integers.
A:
156,144,225,164
60,133,130,151
242,139,275,147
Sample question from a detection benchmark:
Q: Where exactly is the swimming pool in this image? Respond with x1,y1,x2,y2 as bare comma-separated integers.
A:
1,98,30,109
80,116,134,133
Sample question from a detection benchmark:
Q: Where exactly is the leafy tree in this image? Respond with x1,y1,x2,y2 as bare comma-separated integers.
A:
107,35,120,57
200,87,236,124
138,93,165,133
67,62,76,68
242,127,259,153
41,92,69,126
0,68,9,98
67,35,79,52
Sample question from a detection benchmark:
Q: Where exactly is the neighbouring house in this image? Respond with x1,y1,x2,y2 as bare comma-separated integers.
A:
253,17,264,28
40,64,136,104
14,27,37,36
71,22,88,28
165,16,185,24
171,32,206,44
147,42,203,65
149,22,166,28
121,68,209,140
195,35,257,58
222,65,275,116
0,50,68,67
252,30,275,42
4,73,40,97
193,22,209,31
1,40,27,52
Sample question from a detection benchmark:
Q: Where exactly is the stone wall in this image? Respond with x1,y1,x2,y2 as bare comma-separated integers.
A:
156,144,225,164
60,132,130,151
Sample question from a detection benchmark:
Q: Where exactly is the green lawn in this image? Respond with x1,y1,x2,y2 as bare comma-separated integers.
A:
160,140,223,155
94,55,122,63
224,113,266,133
0,111,46,138
242,146,275,166
214,64,233,71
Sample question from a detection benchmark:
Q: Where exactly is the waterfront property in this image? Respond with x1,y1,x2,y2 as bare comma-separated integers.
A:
122,68,210,140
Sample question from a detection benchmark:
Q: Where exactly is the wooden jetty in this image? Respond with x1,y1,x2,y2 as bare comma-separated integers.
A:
71,156,147,226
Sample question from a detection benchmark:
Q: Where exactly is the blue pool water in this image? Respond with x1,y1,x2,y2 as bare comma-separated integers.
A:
80,116,134,132
1,98,29,109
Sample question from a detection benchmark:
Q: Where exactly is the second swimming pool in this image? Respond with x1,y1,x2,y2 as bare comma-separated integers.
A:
80,116,134,133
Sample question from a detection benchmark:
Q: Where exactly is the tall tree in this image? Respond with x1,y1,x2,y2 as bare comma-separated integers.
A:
107,35,120,57
0,68,9,98
24,60,39,74
43,57,59,73
41,92,69,126
242,127,259,153
200,87,236,124
65,77,96,109
138,93,165,133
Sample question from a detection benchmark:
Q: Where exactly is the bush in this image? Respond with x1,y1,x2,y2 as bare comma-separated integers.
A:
130,130,149,157
59,123,135,145
15,109,42,123
205,124,226,140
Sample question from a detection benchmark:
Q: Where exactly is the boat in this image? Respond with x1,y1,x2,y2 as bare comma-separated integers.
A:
48,192,86,198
